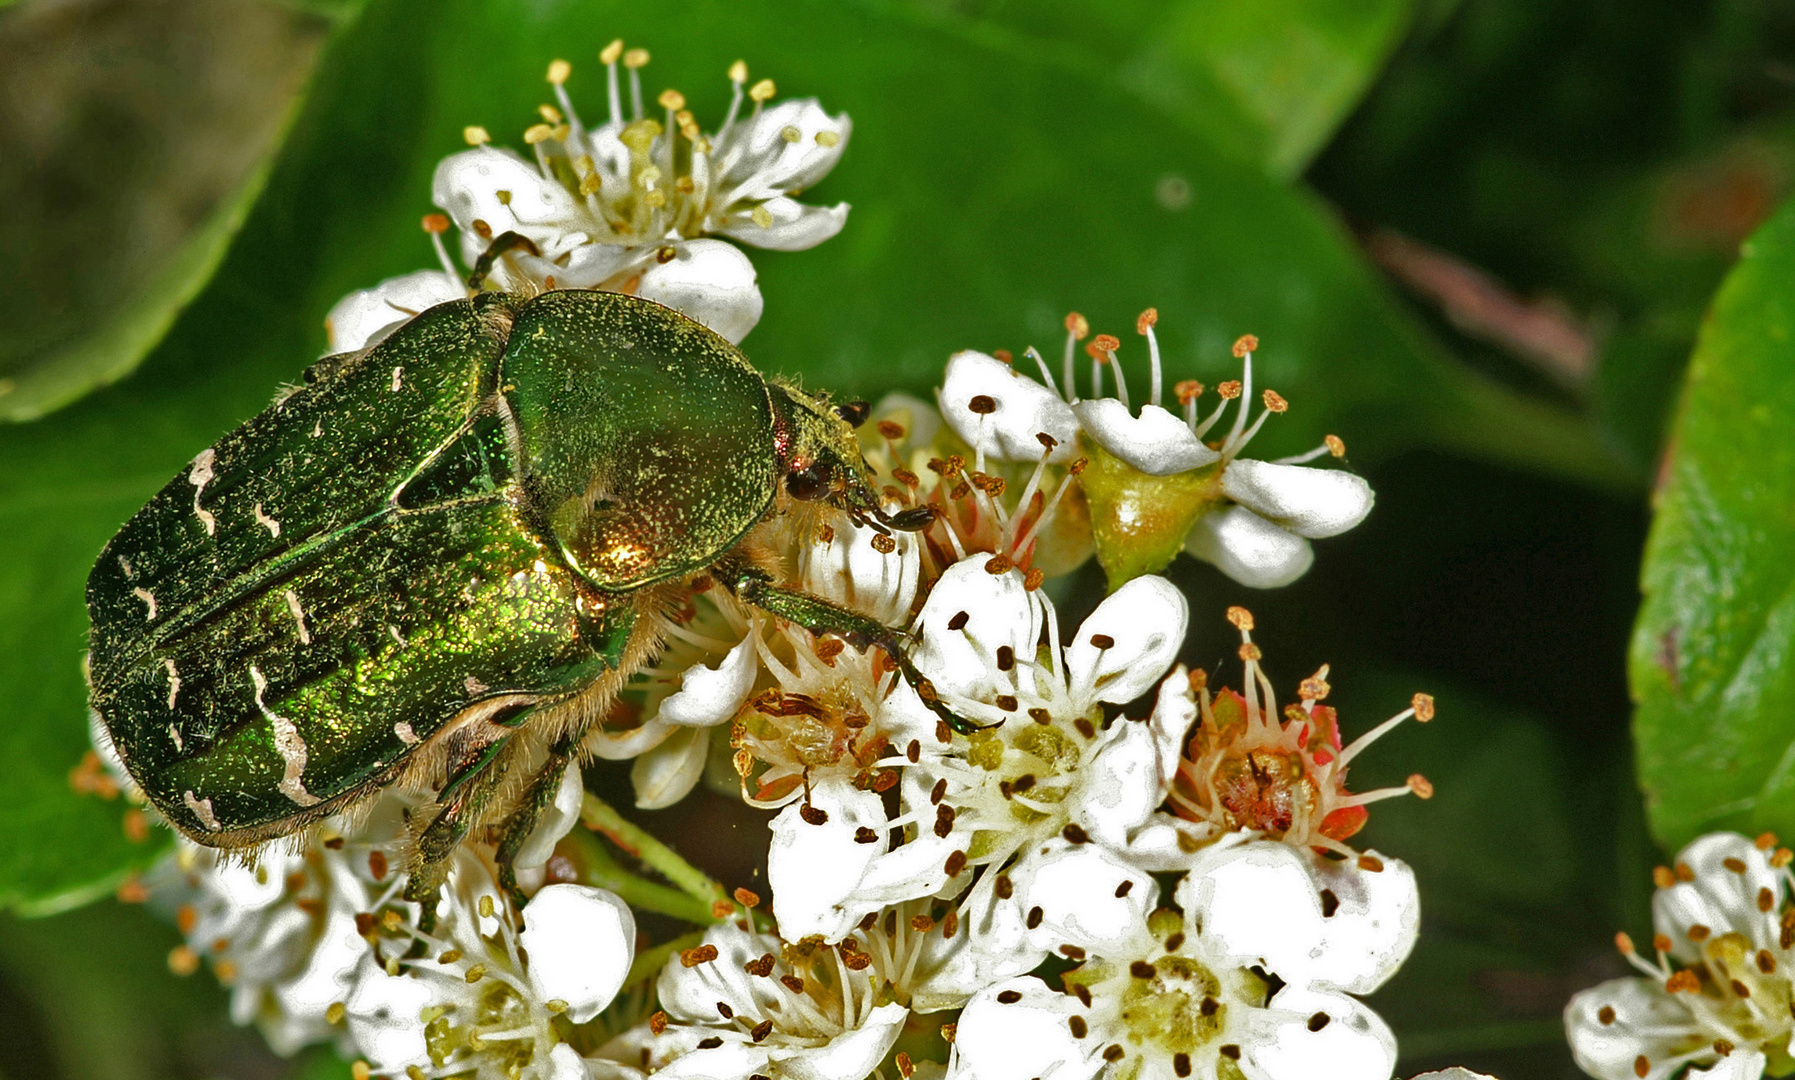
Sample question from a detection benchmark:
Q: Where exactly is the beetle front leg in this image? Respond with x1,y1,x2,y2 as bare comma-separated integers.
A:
493,736,579,911
721,566,987,734
402,731,517,943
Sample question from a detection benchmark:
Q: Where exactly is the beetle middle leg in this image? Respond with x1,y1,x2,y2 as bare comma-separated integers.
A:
721,565,987,734
492,734,580,910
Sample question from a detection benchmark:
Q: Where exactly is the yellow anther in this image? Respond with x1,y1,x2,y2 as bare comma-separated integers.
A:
1232,334,1259,357
1325,434,1346,457
1615,931,1636,954
538,103,563,124
478,894,495,918
580,173,602,196
1226,605,1254,631
547,58,572,85
167,945,200,976
546,998,569,1014
751,206,774,229
645,189,668,209
1065,311,1089,339
1238,642,1262,662
1137,308,1158,333
351,1062,371,1080
1407,774,1434,799
781,125,802,143
621,118,663,152
495,189,512,206
816,129,840,147
465,963,487,983
463,125,491,146
1262,389,1288,413
523,123,555,145
749,78,777,102
600,39,625,65
552,123,570,141
659,88,686,111
675,175,695,193
1411,693,1435,722
421,213,450,235
1217,380,1242,400
729,59,749,84
623,47,651,69
326,1001,346,1024
1175,379,1203,404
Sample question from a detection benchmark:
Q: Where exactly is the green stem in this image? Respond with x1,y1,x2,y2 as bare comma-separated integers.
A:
580,792,727,908
562,829,716,926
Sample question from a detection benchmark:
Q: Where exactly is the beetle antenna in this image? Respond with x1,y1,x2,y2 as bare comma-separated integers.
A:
466,231,541,291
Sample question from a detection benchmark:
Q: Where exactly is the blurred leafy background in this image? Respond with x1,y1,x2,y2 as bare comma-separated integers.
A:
2,0,1793,1076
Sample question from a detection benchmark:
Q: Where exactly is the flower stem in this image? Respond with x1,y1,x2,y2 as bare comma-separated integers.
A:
579,792,726,909
562,828,717,925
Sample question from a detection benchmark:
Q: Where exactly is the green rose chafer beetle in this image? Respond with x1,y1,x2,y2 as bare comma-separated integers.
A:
86,241,943,909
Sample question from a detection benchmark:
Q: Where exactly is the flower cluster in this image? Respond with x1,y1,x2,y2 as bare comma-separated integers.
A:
1566,832,1795,1080
92,38,1512,1080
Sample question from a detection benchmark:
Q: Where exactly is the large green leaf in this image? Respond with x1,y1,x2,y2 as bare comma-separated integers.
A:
1633,197,1795,847
0,0,1620,911
901,0,1417,178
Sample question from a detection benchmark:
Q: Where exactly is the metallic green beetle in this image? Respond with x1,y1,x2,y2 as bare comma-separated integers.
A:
87,268,940,907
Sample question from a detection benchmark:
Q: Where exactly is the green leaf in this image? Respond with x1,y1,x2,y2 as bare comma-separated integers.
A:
1633,196,1795,848
898,0,1417,178
0,0,1623,911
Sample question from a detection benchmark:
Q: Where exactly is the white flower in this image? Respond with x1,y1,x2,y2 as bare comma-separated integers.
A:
1411,1071,1505,1080
323,268,467,354
346,850,633,1080
1154,605,1435,861
764,552,1189,942
597,920,906,1079
936,313,1373,589
146,792,418,1056
426,46,850,343
950,839,1415,1080
1566,832,1795,1080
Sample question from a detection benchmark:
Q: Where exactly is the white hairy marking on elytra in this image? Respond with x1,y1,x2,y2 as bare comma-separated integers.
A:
391,366,404,392
253,502,281,538
464,676,490,696
167,723,183,752
250,665,320,807
188,449,218,536
394,721,419,746
116,555,135,580
312,419,323,438
132,587,157,620
388,624,407,647
163,658,181,710
183,790,221,831
283,589,311,645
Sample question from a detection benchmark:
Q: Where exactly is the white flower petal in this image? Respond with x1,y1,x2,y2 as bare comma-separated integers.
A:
1245,985,1397,1080
1073,719,1164,845
267,908,365,1053
1071,399,1219,475
1409,1071,1502,1080
548,1043,592,1080
909,877,1045,1012
1221,459,1374,539
324,269,465,354
517,242,646,290
1653,832,1781,964
433,146,587,266
1063,574,1187,705
656,635,760,727
778,1002,908,1080
801,514,920,627
345,954,433,1069
718,196,850,252
585,717,676,760
1183,504,1315,588
954,977,1100,1080
768,778,889,941
1177,842,1418,992
512,764,586,872
1122,811,1223,872
1564,976,1700,1080
520,885,636,1023
913,556,1042,702
1149,666,1199,789
630,723,711,810
1013,843,1155,956
654,924,769,1024
719,99,851,201
936,351,1078,463
634,239,763,344
649,1041,768,1080
1691,1051,1768,1080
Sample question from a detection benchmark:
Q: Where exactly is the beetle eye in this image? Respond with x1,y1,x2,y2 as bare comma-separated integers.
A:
834,400,871,427
784,462,832,501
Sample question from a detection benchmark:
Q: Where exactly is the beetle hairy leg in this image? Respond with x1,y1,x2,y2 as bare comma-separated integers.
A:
493,737,578,911
720,565,992,735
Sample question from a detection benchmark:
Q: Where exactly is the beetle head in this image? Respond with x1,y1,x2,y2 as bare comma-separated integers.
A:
769,385,934,534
